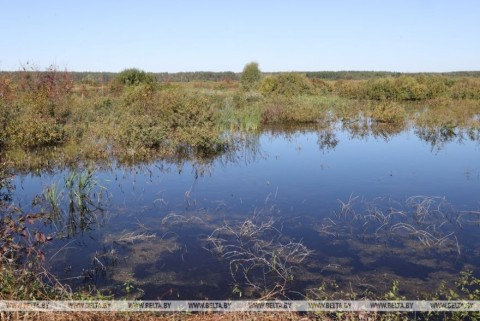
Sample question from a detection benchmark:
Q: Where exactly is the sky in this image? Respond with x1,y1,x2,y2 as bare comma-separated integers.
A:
1,0,479,73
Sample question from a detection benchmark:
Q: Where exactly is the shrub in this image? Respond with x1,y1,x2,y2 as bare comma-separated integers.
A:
17,65,73,123
115,68,155,87
364,78,398,100
261,98,285,124
0,124,6,148
310,78,335,95
451,78,480,99
122,82,156,114
0,74,14,102
6,117,67,149
163,91,226,152
240,62,261,91
334,80,365,99
259,73,314,97
119,116,167,149
422,75,448,99
94,98,114,114
119,89,224,154
260,96,325,124
343,76,448,101
0,76,12,147
369,101,405,123
394,76,428,101
257,76,276,95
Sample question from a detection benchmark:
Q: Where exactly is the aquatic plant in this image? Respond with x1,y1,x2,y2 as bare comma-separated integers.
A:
207,212,312,299
63,169,107,237
42,182,62,219
320,195,463,255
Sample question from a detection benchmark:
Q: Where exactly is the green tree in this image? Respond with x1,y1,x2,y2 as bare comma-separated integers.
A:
240,62,261,91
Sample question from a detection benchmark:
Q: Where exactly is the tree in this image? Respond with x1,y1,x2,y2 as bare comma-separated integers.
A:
240,62,261,91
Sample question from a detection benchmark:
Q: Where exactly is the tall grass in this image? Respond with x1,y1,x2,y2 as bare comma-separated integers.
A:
43,182,62,219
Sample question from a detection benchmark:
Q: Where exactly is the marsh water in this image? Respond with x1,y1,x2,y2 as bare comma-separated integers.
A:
10,122,480,299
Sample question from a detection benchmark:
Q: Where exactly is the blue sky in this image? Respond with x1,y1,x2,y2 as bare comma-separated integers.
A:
1,0,479,72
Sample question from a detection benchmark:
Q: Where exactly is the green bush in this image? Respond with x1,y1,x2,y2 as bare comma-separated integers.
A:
119,116,167,149
7,117,67,149
122,82,156,114
0,96,9,148
258,76,276,95
364,78,398,100
259,73,314,97
421,75,448,99
94,98,114,114
394,76,428,100
119,89,224,153
310,78,335,95
260,98,286,124
369,101,405,123
339,76,449,101
334,80,365,99
17,66,72,117
451,78,480,99
115,68,155,87
0,125,6,148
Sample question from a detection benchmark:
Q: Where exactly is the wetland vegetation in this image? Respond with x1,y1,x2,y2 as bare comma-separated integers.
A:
1,63,480,320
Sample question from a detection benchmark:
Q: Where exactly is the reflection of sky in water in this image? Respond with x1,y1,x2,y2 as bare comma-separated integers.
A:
14,127,480,214
9,126,480,299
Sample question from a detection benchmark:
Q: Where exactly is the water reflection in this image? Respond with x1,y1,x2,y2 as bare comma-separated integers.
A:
416,126,480,151
2,118,479,175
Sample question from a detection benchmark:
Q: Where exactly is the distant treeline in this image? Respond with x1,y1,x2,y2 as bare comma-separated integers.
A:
2,70,480,83
305,71,480,80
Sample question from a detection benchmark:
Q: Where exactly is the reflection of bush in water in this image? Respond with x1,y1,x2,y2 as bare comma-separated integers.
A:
206,213,312,299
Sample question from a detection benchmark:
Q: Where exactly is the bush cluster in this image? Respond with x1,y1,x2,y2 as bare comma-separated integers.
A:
6,117,67,148
118,89,224,155
1,67,72,149
259,73,314,97
326,75,480,101
114,68,155,87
